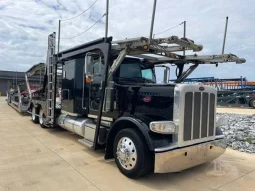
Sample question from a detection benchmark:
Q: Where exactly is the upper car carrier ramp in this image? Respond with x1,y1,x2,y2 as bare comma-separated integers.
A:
110,36,245,65
107,35,246,82
112,36,203,53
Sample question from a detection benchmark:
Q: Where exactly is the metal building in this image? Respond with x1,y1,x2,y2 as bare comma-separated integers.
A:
0,70,41,96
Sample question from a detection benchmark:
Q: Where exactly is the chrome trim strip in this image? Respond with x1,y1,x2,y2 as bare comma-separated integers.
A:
191,92,195,140
155,144,178,152
61,110,79,116
213,94,217,136
88,114,113,122
199,92,203,138
207,93,210,137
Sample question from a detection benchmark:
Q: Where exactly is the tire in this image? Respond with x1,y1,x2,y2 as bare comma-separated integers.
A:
249,99,255,109
216,127,223,135
39,108,47,128
31,106,39,123
7,93,11,104
113,128,153,179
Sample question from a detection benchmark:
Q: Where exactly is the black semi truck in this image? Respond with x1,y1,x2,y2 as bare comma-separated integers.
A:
26,32,245,178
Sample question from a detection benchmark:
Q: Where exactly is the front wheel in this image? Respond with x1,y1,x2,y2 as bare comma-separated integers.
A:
249,98,255,109
113,128,153,179
31,106,39,123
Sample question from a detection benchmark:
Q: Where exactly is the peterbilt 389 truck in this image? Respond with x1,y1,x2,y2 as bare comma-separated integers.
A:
26,31,245,178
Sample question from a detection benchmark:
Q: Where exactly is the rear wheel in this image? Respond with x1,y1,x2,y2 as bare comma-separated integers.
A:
249,99,255,108
39,108,46,128
31,106,39,123
113,128,153,179
7,92,11,104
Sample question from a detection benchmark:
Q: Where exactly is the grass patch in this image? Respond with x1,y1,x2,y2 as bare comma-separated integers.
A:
246,137,254,144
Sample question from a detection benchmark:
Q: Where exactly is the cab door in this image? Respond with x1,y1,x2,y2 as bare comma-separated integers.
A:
84,52,105,111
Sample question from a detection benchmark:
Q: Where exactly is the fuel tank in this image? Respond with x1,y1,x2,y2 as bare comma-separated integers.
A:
57,114,94,137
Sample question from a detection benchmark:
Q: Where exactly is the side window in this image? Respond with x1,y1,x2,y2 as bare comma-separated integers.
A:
142,69,152,79
119,63,141,78
93,59,105,74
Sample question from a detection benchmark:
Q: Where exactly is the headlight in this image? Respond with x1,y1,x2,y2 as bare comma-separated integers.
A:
150,121,177,134
216,117,228,127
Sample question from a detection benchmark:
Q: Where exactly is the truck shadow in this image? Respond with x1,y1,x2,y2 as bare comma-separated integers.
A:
40,124,214,190
135,163,209,190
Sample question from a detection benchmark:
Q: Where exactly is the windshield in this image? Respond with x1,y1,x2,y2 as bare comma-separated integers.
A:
119,63,156,83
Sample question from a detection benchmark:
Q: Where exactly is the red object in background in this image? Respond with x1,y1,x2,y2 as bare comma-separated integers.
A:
20,85,40,96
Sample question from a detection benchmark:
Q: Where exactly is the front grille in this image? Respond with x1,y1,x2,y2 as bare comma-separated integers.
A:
183,92,215,141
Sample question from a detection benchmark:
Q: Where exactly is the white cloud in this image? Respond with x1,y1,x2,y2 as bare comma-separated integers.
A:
0,0,254,80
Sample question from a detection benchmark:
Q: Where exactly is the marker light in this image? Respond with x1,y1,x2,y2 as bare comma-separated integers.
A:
143,45,149,50
86,76,92,83
150,121,177,134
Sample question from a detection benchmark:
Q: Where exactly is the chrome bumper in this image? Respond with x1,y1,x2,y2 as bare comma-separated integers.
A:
154,138,226,173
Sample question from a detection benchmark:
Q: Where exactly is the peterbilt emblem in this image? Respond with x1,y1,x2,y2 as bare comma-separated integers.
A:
143,97,151,102
199,87,205,91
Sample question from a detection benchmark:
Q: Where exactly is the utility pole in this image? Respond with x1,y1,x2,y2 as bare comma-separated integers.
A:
183,21,186,56
105,0,109,38
222,16,228,54
57,20,61,55
149,0,157,44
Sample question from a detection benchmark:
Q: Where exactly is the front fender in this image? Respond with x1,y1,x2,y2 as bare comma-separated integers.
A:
104,116,172,159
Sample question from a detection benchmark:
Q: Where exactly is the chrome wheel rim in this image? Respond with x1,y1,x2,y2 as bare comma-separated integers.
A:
116,137,137,170
32,107,36,120
39,109,44,125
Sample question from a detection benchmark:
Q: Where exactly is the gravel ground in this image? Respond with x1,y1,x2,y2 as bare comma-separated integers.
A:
217,113,255,154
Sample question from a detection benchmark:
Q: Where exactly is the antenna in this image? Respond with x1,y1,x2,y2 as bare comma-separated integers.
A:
105,0,109,38
57,20,61,55
149,0,157,44
222,16,228,54
183,20,186,56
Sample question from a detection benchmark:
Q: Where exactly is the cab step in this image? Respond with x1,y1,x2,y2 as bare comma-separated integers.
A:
78,139,94,148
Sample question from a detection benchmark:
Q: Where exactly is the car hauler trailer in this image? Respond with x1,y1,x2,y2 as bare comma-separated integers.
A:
6,83,34,113
171,77,255,108
27,31,245,178
6,63,44,113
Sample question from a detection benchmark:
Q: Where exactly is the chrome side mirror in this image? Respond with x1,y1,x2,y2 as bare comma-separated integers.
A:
155,64,170,83
85,53,93,77
163,66,170,83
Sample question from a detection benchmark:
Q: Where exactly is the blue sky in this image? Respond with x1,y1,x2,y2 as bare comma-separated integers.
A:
0,0,254,80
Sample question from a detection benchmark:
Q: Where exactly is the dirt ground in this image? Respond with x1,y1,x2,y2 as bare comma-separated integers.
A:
0,97,255,191
217,107,255,115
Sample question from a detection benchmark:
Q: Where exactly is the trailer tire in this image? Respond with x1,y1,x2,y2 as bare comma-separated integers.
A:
39,108,47,128
113,128,153,179
249,99,255,109
31,106,39,123
7,93,11,104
